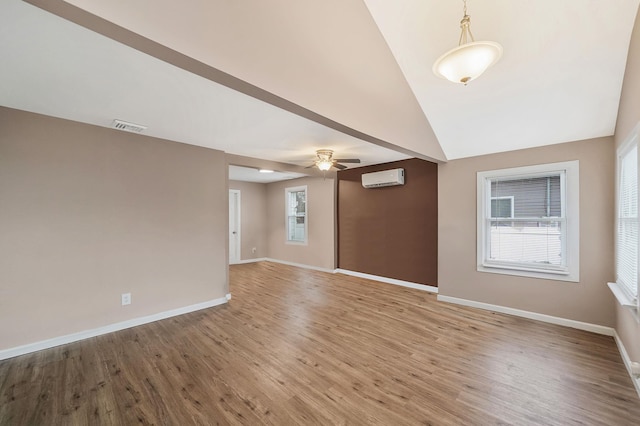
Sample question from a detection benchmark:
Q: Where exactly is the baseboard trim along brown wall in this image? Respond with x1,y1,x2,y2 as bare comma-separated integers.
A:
335,268,438,293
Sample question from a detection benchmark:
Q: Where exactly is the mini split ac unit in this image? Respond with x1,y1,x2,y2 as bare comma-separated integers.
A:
361,168,405,188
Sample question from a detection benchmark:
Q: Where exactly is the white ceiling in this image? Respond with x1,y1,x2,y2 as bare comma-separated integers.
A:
2,0,639,171
0,0,410,174
364,0,640,159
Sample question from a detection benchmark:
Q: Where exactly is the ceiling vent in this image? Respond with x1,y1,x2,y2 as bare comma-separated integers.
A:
111,119,147,133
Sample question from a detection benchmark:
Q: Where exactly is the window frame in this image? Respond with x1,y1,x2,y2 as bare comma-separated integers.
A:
611,122,640,310
476,160,580,282
285,185,308,245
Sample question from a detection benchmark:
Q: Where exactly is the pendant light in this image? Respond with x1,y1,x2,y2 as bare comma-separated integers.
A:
433,0,502,85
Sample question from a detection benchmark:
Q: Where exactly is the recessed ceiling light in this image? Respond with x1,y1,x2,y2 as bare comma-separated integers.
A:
259,169,274,173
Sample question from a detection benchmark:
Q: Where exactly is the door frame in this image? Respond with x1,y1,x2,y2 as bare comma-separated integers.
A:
229,189,241,264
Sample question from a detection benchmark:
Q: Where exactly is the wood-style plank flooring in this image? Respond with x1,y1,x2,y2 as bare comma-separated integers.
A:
1,261,639,425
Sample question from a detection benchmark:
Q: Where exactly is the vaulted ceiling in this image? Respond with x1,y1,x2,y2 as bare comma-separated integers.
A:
2,0,639,168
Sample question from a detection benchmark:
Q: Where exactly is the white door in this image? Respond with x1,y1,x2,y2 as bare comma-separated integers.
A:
229,190,241,264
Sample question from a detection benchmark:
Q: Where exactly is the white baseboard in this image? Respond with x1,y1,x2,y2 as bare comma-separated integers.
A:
613,330,640,398
437,295,615,336
231,257,267,265
335,269,438,293
0,296,229,361
234,260,438,293
263,258,335,273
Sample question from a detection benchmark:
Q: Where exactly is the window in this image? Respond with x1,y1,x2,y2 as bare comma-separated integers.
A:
612,124,639,308
491,196,514,218
477,161,579,281
286,186,307,244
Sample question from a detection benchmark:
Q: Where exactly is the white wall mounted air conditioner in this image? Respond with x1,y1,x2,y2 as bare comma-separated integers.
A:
361,168,405,188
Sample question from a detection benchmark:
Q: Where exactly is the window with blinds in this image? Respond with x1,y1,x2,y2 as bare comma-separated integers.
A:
285,186,307,244
616,142,638,301
477,161,579,281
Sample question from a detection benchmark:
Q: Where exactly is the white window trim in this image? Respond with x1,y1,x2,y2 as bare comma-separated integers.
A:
285,185,308,245
610,121,640,318
476,160,580,282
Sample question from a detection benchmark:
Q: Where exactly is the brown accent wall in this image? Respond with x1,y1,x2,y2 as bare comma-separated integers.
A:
337,158,438,286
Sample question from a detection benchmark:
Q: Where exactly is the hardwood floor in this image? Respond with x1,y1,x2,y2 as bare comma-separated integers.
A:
1,261,639,425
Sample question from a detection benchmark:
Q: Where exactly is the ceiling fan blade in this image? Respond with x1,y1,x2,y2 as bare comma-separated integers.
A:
334,158,361,163
334,163,348,170
304,164,316,169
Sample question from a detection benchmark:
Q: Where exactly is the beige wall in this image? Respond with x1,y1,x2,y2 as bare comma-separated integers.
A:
614,7,640,360
228,180,268,261
439,137,615,326
0,107,228,350
266,177,335,270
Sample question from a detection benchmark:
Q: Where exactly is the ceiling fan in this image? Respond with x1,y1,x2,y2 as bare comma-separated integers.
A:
305,149,361,171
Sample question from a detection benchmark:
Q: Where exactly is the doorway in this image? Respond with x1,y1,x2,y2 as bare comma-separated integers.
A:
229,189,241,264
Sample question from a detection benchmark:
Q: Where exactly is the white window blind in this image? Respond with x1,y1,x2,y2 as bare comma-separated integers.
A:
617,144,638,299
488,173,565,271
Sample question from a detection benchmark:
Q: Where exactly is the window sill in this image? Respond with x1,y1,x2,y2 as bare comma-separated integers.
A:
608,282,640,323
285,241,308,246
477,264,579,282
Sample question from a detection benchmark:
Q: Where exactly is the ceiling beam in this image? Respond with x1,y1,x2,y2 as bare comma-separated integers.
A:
25,0,447,163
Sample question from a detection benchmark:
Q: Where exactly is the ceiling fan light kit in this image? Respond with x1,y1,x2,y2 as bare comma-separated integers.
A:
433,0,502,85
317,160,333,171
315,149,335,171
307,149,361,171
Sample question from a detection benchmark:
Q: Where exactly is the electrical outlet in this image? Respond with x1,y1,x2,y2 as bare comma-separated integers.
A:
121,293,131,306
252,247,257,254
